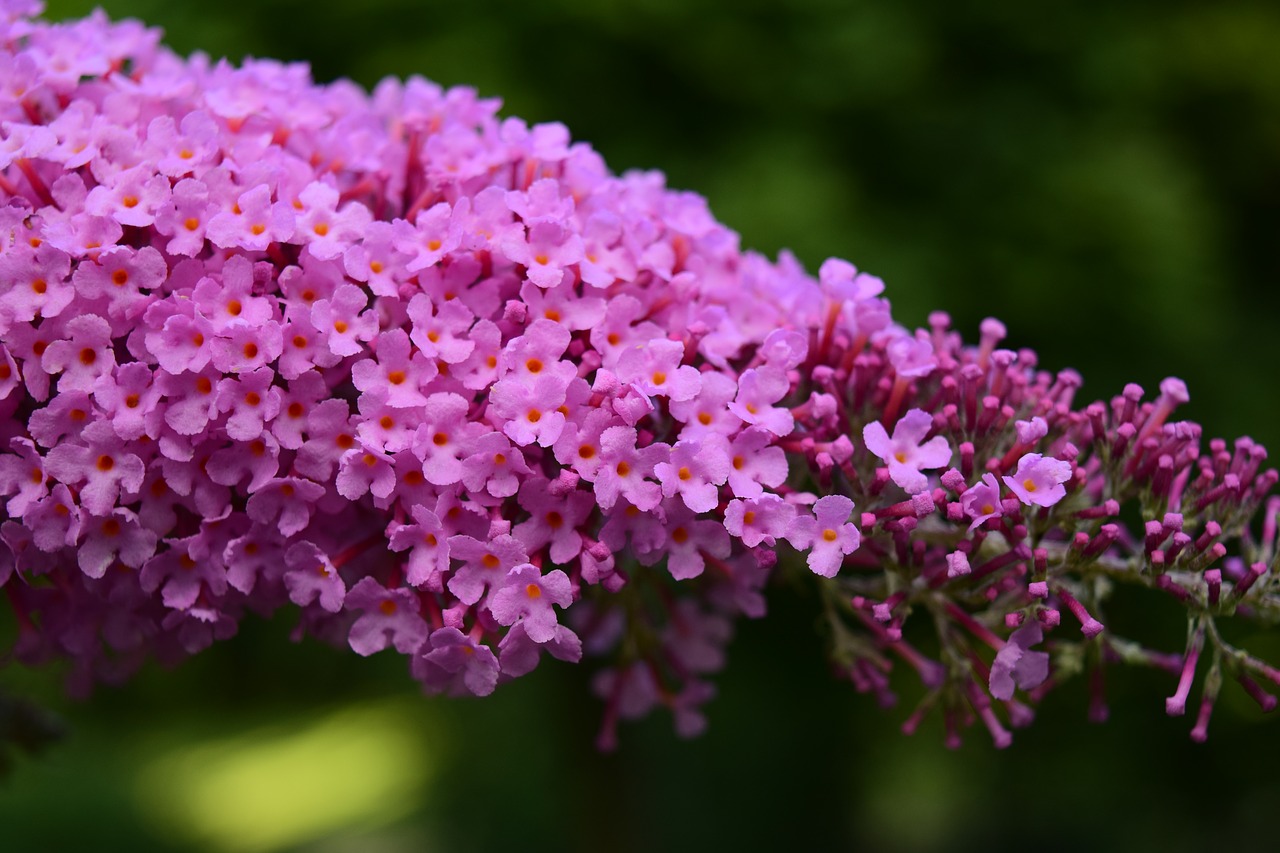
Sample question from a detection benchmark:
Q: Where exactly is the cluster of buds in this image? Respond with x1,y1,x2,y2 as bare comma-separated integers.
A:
0,3,1275,749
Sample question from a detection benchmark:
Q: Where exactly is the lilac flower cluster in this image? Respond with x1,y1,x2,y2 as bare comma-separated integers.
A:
2,4,1277,748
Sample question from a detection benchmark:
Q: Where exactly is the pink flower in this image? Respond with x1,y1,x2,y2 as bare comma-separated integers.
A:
654,437,731,513
989,622,1050,700
284,542,346,613
785,495,860,577
960,473,1003,531
414,627,500,697
1003,453,1072,507
862,408,951,494
344,577,429,656
489,563,574,643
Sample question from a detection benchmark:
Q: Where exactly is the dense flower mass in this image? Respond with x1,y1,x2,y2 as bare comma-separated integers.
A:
1,2,1277,749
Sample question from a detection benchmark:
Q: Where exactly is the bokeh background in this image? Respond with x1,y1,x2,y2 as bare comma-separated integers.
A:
4,0,1280,850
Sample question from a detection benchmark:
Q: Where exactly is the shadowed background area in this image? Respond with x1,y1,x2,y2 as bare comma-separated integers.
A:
4,1,1280,850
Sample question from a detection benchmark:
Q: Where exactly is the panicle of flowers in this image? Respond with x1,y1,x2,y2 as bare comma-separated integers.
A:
786,302,1280,747
1,3,1277,749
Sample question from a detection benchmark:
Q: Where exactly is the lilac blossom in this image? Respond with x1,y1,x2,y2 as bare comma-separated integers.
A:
489,564,574,643
1004,453,1072,507
345,577,429,656
989,622,1051,701
414,627,501,697
785,496,860,577
960,473,1003,531
1,5,1277,755
862,408,952,494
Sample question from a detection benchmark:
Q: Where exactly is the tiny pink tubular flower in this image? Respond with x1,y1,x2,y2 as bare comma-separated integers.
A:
727,365,794,436
410,392,474,486
393,200,464,272
724,494,797,548
24,484,82,553
461,430,532,498
351,328,434,409
283,541,346,613
615,339,702,402
668,372,742,441
210,320,284,374
154,178,214,256
946,551,971,578
0,437,49,516
661,503,732,580
336,443,397,501
886,330,937,379
488,563,574,643
488,373,568,448
512,475,595,563
0,240,74,324
292,181,372,260
498,621,583,678
44,423,146,516
1014,416,1048,446
497,317,575,383
246,476,325,537
215,367,282,441
407,294,478,364
345,577,429,656
92,362,164,441
1003,453,1072,508
413,627,500,697
193,258,277,332
70,245,166,320
960,473,1004,531
862,408,952,494
654,436,731,513
989,622,1050,700
726,426,788,499
223,529,287,595
83,164,171,228
293,399,357,481
518,280,605,331
502,220,584,289
447,533,530,607
145,302,215,375
310,283,378,358
594,426,665,511
159,367,223,436
143,111,219,177
387,505,451,591
818,257,885,303
79,509,158,580
205,183,295,251
139,533,227,610
41,314,115,392
785,495,861,578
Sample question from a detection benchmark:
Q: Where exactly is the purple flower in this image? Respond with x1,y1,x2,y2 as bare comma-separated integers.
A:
283,542,346,613
960,473,1003,531
2,4,1276,753
654,437,731,513
989,622,1050,700
724,494,796,548
785,495,861,577
1003,453,1072,508
862,408,951,494
489,563,574,643
344,577,429,656
413,627,500,697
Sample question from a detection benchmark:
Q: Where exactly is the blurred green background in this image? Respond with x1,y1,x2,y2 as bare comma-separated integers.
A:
5,0,1280,850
